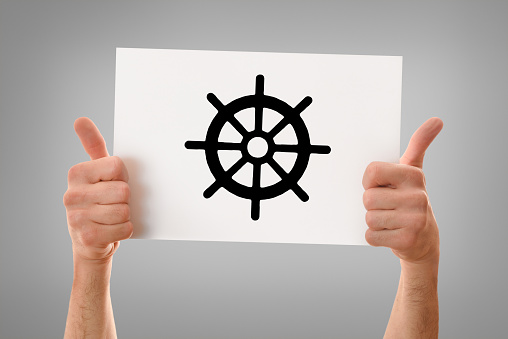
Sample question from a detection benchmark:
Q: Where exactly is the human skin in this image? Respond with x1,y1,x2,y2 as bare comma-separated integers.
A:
63,117,132,338
364,117,443,338
63,117,442,338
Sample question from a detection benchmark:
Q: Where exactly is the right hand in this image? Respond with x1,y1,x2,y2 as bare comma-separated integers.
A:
63,117,133,263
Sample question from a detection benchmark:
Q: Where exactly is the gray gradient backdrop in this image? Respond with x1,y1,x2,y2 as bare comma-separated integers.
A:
1,1,507,338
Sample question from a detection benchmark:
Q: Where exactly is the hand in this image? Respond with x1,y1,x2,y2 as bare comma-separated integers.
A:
63,117,133,264
362,117,443,265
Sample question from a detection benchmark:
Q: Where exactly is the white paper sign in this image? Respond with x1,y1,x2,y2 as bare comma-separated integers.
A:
114,48,401,245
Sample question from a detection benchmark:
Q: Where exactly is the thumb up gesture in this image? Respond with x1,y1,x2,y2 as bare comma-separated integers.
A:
362,118,443,264
63,117,133,263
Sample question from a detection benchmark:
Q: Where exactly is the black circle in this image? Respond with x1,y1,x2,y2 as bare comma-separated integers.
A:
204,94,312,201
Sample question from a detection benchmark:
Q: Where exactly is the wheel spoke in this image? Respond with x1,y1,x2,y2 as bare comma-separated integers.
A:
207,93,224,110
291,184,310,202
309,145,331,154
185,141,243,151
252,163,261,190
250,163,262,220
203,180,222,198
216,142,243,150
185,140,206,150
268,117,289,137
226,157,248,177
293,96,313,115
203,157,248,198
267,159,309,202
255,75,264,132
274,144,332,154
251,199,260,220
228,116,249,136
268,96,312,137
208,92,248,136
274,144,299,153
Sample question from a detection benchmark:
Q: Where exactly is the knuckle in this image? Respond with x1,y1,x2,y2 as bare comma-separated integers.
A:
365,229,379,247
406,166,425,186
413,212,428,231
63,190,73,206
413,190,429,210
63,189,85,206
365,210,376,228
80,225,99,247
366,162,380,179
363,162,386,189
363,190,373,209
67,209,86,228
114,204,130,221
121,221,134,239
400,229,418,250
67,163,84,182
118,181,131,202
122,204,131,220
110,156,124,178
403,212,426,232
419,190,429,206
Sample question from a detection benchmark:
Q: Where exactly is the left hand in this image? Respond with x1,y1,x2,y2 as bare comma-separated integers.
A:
362,117,443,264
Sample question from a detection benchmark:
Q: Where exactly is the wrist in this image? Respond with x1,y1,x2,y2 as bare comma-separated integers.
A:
400,250,439,279
73,252,113,285
71,242,118,281
399,255,439,296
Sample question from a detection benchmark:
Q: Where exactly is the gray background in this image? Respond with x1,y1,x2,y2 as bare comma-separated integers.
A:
0,0,507,338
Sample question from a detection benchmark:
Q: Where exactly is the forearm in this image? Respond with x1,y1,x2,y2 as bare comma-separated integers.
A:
384,259,439,339
64,257,117,339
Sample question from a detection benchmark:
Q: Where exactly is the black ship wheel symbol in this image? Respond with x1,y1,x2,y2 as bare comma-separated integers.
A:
185,74,331,221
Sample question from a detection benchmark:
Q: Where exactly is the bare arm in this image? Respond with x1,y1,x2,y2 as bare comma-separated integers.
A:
63,117,132,338
384,259,439,338
363,117,443,339
64,259,116,338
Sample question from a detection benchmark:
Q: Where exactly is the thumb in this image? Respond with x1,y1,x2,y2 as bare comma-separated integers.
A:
74,117,109,160
400,117,443,168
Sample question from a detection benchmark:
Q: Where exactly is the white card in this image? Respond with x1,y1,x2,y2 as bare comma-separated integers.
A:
114,48,401,245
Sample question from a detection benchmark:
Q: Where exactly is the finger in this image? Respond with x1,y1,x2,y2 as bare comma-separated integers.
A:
92,181,130,205
89,204,130,225
366,210,400,230
363,187,398,210
68,156,129,184
84,221,134,247
400,117,443,169
366,210,424,230
74,117,109,160
365,228,416,251
64,181,130,207
362,162,424,189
